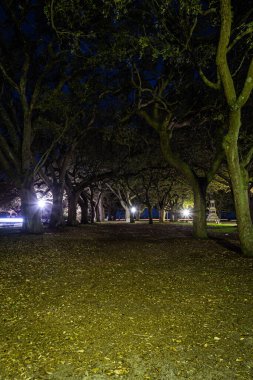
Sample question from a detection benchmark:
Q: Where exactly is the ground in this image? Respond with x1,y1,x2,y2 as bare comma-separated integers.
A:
0,222,252,379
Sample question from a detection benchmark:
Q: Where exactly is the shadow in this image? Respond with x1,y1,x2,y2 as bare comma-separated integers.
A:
210,236,242,255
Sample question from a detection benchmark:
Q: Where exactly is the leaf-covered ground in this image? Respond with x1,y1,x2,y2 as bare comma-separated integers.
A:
0,222,252,379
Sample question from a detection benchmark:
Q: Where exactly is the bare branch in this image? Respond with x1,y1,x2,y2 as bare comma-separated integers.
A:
236,58,253,108
0,63,20,92
199,68,221,90
33,117,70,176
227,22,253,52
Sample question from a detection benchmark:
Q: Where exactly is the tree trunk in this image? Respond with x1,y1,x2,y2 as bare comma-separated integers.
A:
192,180,208,239
224,112,253,256
67,191,79,226
148,206,153,224
50,185,64,228
125,207,131,223
21,180,43,234
79,195,89,224
159,208,165,223
90,202,96,223
170,210,178,222
159,129,207,238
96,196,105,222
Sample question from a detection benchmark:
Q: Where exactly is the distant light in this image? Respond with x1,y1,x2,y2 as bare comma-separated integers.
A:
38,199,46,209
131,206,137,213
182,209,190,218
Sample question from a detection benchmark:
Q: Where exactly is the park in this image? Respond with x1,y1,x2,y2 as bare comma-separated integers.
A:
0,0,253,379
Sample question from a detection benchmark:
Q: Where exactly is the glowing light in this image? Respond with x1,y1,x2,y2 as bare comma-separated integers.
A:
182,209,190,218
131,206,137,213
38,199,46,209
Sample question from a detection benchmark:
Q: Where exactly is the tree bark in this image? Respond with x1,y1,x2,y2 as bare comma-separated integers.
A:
192,179,207,239
96,195,105,222
50,184,64,227
67,191,79,226
21,180,43,234
214,0,253,255
223,112,253,256
79,195,89,224
125,207,131,223
159,129,207,238
148,205,153,224
159,208,165,223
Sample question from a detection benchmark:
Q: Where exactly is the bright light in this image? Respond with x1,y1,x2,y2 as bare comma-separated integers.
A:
131,206,137,213
38,199,46,209
182,209,190,218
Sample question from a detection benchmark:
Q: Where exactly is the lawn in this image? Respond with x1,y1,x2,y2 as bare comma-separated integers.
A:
0,223,252,379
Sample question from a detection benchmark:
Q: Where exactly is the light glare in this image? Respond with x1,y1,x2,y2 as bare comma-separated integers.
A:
182,209,190,218
38,199,46,209
131,206,136,213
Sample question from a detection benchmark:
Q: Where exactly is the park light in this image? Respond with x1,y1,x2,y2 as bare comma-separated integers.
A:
38,199,46,209
182,209,190,218
131,206,136,214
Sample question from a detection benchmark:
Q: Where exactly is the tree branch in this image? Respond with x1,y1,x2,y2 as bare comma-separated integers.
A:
33,117,70,176
236,58,253,108
227,22,253,52
216,0,237,106
199,68,221,90
0,63,20,92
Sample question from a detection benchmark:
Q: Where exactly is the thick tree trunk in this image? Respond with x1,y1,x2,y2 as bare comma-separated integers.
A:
50,185,64,228
192,180,207,239
90,190,95,223
125,208,131,223
90,202,96,223
214,2,253,255
224,112,253,256
159,208,165,223
79,195,89,224
67,192,79,226
159,129,207,238
96,196,105,222
21,181,43,234
170,209,177,222
148,206,153,224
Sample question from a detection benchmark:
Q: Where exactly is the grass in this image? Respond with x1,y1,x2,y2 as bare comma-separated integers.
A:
207,223,237,234
167,221,238,235
0,223,252,379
